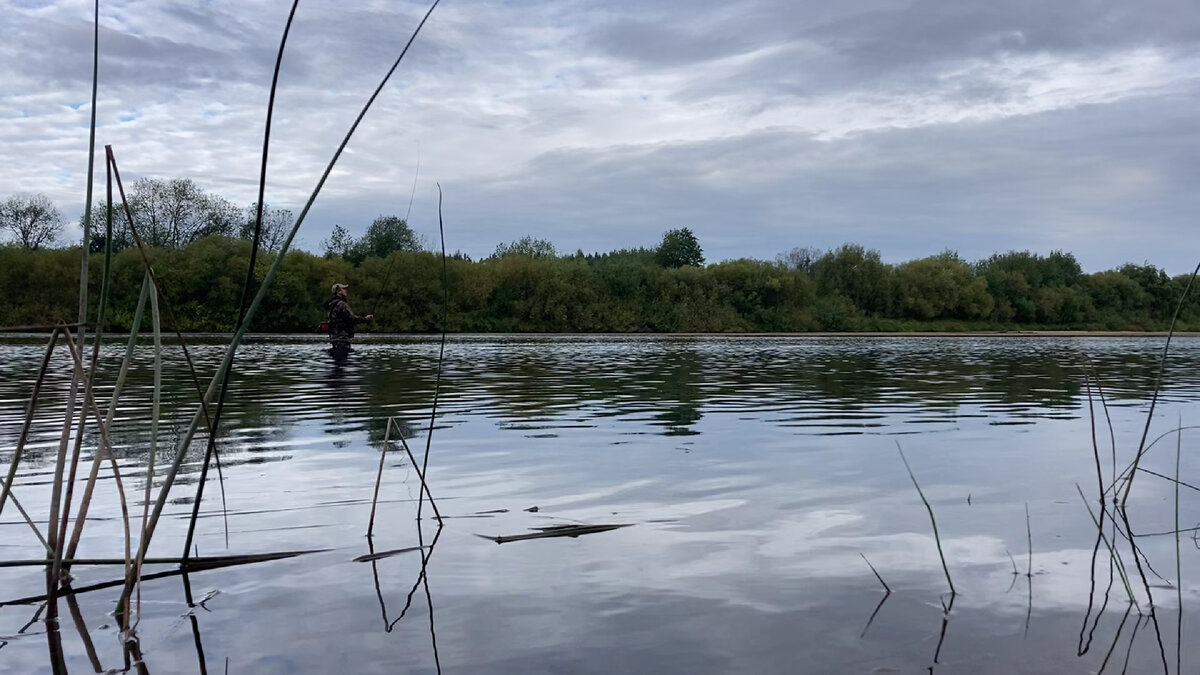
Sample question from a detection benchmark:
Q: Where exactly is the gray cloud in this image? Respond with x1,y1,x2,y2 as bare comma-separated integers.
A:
2,0,1199,273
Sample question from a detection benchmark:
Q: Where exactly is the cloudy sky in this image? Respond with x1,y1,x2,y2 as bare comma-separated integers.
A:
2,0,1199,272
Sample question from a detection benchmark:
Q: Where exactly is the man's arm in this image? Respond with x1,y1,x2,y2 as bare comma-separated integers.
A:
346,304,373,323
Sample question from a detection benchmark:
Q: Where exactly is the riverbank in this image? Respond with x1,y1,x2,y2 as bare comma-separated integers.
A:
3,330,1200,339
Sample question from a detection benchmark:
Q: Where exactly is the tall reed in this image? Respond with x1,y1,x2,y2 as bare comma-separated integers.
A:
120,0,441,605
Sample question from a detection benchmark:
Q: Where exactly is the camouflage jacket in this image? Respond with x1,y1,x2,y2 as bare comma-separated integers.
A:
325,295,366,342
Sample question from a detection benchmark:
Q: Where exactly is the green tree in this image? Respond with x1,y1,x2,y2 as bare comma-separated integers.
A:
656,227,704,268
492,235,557,259
892,251,991,320
813,244,890,315
322,225,355,259
353,215,422,263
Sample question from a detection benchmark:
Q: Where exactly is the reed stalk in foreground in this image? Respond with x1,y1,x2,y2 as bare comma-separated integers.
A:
1121,259,1200,509
58,328,132,580
133,271,163,629
64,275,149,562
859,553,891,594
369,418,442,535
0,327,61,519
1175,416,1183,675
417,183,449,526
897,443,955,597
1025,503,1033,578
180,0,302,563
55,147,119,578
45,0,102,628
118,0,442,606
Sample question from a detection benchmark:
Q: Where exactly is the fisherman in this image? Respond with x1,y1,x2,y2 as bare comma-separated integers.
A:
326,283,373,356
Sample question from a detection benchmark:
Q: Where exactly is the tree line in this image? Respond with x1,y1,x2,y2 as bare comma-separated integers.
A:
1,220,1197,332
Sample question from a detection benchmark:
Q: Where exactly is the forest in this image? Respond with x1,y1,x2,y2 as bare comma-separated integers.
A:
1,186,1197,333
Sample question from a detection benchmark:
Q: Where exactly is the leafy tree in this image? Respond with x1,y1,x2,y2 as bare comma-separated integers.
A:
0,193,63,249
492,235,557,259
813,244,890,315
656,227,704,268
322,225,356,260
892,251,992,320
354,215,422,262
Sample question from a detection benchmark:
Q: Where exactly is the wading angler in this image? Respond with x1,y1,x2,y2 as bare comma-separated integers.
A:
325,283,374,356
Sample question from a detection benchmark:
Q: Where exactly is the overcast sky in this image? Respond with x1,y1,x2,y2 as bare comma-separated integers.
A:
2,0,1199,272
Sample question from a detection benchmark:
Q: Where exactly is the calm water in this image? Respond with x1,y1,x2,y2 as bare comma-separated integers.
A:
2,334,1200,674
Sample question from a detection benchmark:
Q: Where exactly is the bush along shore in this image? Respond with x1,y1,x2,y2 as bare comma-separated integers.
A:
2,233,1198,334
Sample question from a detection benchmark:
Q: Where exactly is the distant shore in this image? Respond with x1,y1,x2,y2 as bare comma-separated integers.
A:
4,330,1200,339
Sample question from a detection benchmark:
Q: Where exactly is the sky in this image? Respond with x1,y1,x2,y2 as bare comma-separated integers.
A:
1,0,1199,272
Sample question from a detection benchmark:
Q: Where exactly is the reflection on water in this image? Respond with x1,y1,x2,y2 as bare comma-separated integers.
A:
2,335,1200,673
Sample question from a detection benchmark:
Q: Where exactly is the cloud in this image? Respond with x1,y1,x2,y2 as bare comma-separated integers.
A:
2,0,1199,272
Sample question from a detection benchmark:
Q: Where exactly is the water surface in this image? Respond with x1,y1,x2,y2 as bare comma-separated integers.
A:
2,335,1199,673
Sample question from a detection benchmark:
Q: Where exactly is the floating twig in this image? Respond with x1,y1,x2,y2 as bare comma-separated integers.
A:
477,523,631,544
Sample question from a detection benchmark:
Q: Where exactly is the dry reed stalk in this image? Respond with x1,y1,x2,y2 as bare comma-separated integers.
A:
859,553,890,593
417,183,448,526
369,418,443,535
1076,484,1137,607
176,0,305,563
0,327,62,518
65,591,103,673
117,2,444,605
58,328,132,585
134,274,163,627
64,274,150,561
7,490,52,554
1121,260,1200,509
119,2,442,605
897,444,955,596
367,417,396,536
1175,416,1183,675
54,150,119,577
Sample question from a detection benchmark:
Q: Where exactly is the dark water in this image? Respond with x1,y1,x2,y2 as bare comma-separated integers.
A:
2,334,1200,674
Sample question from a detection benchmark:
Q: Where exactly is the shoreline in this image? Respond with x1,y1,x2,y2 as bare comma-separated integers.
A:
2,330,1198,339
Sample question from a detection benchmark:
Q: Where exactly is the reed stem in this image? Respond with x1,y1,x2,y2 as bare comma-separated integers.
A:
897,444,955,596
119,1,441,602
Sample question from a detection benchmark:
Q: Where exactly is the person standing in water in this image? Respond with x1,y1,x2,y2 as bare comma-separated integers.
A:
326,283,373,356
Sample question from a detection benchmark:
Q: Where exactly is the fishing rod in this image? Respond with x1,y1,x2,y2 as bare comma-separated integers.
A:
370,147,420,319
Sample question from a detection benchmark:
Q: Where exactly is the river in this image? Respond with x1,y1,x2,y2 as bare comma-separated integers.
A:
1,334,1197,673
